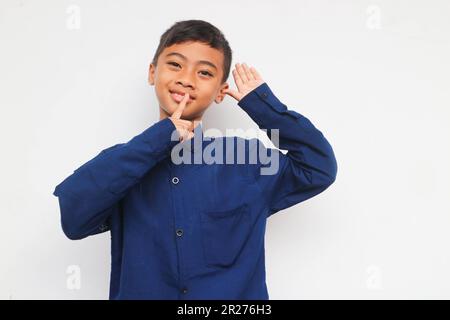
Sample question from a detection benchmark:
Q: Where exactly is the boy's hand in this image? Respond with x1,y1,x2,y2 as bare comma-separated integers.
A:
169,93,198,142
224,63,265,102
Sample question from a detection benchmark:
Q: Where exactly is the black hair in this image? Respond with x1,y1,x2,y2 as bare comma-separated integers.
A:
151,20,232,84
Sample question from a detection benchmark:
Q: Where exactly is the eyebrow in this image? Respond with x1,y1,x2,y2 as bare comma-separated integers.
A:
164,52,218,70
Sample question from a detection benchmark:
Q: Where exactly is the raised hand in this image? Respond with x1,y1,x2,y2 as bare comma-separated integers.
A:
169,93,197,142
223,63,265,102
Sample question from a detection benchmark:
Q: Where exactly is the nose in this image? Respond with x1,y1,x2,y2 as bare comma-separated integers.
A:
176,79,193,89
176,69,195,90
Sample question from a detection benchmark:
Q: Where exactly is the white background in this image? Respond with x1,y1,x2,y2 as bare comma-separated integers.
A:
1,0,449,299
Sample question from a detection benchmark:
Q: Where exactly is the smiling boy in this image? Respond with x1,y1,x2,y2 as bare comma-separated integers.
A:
53,20,338,300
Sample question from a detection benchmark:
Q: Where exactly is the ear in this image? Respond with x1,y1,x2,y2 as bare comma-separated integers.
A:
214,82,229,104
148,63,155,86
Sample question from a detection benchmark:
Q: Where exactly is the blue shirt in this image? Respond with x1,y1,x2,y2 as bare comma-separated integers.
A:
53,82,338,300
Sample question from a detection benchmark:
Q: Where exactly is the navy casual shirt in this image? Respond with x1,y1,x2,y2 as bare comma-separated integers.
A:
53,82,337,300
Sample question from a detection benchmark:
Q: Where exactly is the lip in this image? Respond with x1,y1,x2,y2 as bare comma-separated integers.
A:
169,90,195,103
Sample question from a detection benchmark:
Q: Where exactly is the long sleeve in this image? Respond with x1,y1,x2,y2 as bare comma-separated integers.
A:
238,82,338,218
53,117,179,240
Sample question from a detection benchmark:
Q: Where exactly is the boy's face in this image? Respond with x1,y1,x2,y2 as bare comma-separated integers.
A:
148,41,230,121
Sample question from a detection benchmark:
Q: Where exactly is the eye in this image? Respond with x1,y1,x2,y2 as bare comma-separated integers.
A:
167,61,213,77
199,70,213,77
167,61,181,68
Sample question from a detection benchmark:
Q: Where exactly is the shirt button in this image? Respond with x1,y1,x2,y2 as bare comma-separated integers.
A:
181,287,188,294
176,229,183,237
172,177,179,184
261,92,268,99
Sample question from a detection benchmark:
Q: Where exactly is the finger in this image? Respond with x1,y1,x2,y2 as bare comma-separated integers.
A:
177,119,193,127
250,66,262,80
178,122,193,133
232,69,244,91
236,63,249,82
188,120,195,132
171,119,191,133
182,127,194,141
179,127,189,142
242,63,255,81
223,88,241,101
171,93,190,119
186,131,194,141
181,132,193,143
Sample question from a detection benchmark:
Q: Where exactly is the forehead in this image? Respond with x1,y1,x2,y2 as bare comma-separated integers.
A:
160,41,224,68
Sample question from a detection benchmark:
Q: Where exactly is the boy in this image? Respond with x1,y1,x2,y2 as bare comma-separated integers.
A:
53,20,338,300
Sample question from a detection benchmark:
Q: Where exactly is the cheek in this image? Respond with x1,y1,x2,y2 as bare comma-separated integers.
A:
154,85,167,105
154,77,171,99
197,87,218,103
194,92,216,111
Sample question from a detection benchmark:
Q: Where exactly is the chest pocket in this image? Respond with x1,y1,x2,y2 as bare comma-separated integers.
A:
200,203,251,268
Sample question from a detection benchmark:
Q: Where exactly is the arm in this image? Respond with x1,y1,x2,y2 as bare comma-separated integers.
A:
53,117,179,239
238,82,338,217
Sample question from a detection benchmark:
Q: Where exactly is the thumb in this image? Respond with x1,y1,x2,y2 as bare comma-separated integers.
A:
171,93,190,119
